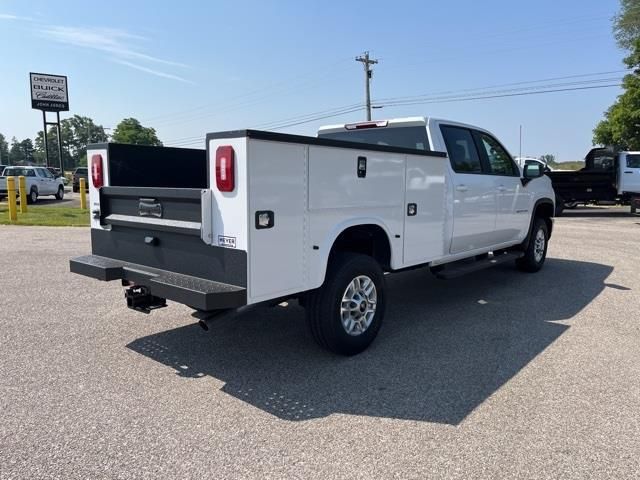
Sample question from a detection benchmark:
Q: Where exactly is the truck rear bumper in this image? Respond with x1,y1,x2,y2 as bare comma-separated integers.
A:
70,254,246,311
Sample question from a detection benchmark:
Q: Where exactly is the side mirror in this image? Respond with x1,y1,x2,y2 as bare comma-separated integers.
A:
522,163,543,185
524,163,543,178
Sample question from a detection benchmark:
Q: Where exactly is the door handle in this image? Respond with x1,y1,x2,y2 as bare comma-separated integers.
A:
624,171,633,174
455,184,468,192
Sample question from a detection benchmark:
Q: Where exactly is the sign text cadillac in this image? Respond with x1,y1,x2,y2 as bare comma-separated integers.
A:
30,73,69,111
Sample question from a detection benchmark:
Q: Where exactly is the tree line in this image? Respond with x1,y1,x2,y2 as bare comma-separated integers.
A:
0,116,161,170
593,0,640,149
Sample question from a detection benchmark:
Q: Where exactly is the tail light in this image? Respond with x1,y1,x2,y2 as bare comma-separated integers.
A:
91,154,104,189
216,146,235,192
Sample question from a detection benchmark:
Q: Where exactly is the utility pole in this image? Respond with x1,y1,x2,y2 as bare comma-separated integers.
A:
355,51,378,121
519,125,522,160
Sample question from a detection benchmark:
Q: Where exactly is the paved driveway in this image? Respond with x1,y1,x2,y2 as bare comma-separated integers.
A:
1,209,639,479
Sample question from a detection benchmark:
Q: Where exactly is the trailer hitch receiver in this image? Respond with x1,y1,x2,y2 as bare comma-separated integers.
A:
125,285,167,314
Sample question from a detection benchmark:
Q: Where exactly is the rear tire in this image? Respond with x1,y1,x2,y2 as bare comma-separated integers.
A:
55,186,64,200
516,218,549,273
554,195,564,216
306,253,386,356
27,188,38,205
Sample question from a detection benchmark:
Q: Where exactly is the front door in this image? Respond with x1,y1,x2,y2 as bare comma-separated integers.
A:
36,168,53,194
619,153,640,194
474,131,531,243
440,125,498,254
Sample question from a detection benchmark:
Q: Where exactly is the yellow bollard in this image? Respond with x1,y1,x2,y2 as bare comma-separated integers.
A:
18,176,28,214
6,176,17,222
79,177,87,210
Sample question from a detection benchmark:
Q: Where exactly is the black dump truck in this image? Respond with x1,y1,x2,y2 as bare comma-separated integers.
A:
548,147,640,215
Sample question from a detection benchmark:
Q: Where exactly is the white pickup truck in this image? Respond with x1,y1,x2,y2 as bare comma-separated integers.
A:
70,117,555,355
0,166,65,203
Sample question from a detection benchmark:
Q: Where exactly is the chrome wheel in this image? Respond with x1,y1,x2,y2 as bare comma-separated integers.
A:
340,275,377,336
533,228,546,263
30,190,37,203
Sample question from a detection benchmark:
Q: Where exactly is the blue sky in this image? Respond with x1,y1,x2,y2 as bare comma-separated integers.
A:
0,0,625,160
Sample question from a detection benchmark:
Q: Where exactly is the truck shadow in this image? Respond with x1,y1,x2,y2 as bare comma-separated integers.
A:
127,258,613,425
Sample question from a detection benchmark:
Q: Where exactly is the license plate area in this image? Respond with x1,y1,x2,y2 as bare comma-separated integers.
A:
138,198,163,218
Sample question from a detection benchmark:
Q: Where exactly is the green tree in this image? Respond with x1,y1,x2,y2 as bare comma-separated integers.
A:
0,133,8,165
8,137,35,165
593,38,640,149
112,118,162,146
34,115,108,170
538,154,557,166
614,0,640,49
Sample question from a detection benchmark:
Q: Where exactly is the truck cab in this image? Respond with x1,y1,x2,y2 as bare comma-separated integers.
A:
318,117,555,255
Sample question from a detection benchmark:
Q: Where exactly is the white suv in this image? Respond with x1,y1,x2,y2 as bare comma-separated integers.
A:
0,166,66,203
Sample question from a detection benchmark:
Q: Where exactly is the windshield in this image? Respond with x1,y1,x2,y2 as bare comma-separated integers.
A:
318,126,429,151
3,168,34,177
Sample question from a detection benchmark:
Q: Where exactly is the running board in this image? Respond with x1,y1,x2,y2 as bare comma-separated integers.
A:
432,251,523,280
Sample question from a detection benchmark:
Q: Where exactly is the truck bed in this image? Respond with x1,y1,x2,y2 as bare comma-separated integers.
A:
546,169,617,202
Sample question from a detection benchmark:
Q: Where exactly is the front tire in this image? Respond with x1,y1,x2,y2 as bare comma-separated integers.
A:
516,218,549,273
55,186,64,200
306,253,386,355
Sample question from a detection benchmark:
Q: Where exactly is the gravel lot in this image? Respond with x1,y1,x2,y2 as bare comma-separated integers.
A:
1,208,639,479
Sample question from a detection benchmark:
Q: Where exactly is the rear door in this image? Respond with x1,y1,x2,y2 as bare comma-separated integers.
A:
619,153,640,194
440,125,498,253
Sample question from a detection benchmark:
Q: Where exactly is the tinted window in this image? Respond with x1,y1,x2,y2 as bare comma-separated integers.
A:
477,133,516,176
75,168,88,174
591,154,615,171
4,168,35,177
318,126,429,150
626,154,640,168
440,125,482,173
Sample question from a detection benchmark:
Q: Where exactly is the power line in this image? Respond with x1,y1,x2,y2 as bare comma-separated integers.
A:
375,77,623,107
376,83,621,108
166,82,620,147
141,57,353,127
372,70,627,103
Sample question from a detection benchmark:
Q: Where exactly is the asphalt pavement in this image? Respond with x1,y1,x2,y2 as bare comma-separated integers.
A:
0,189,81,208
1,207,639,479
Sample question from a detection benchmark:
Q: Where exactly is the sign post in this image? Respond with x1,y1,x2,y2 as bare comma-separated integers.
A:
29,73,69,172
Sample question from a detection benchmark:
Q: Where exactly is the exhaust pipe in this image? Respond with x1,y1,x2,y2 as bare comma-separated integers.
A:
192,304,259,332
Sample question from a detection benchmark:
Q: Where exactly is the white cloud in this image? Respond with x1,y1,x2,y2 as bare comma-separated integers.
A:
0,13,33,21
0,18,193,83
112,59,195,85
41,25,188,69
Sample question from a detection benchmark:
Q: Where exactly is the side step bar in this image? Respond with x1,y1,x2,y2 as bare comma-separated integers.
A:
432,251,523,280
70,254,246,311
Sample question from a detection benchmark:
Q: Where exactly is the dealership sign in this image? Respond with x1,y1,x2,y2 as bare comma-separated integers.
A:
30,72,69,111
